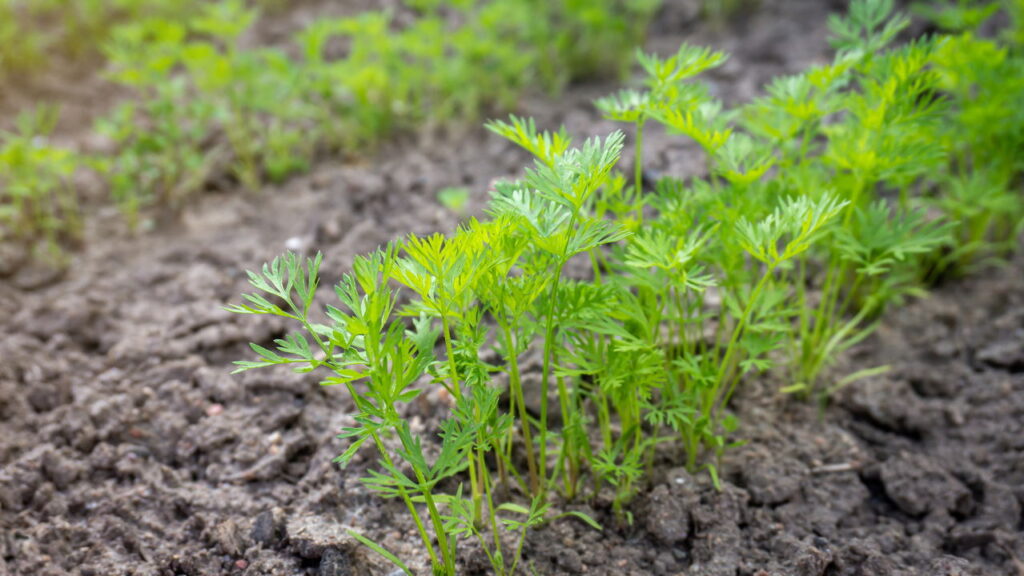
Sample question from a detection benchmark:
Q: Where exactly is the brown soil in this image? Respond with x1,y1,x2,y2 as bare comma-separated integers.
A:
2,1,1022,575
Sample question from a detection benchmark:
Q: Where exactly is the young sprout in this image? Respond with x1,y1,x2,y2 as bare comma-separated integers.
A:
0,106,81,264
228,250,460,575
596,44,727,224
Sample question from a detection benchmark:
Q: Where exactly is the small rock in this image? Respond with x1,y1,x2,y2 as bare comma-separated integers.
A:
320,547,352,576
880,453,971,517
927,555,973,576
195,367,243,403
859,553,897,576
251,509,283,548
904,364,963,398
214,520,246,556
973,479,1021,531
285,236,309,253
977,339,1024,371
741,449,804,506
41,449,82,490
26,378,72,413
315,216,345,243
845,379,932,435
645,484,692,545
557,548,583,573
12,263,65,291
791,537,833,576
289,517,356,560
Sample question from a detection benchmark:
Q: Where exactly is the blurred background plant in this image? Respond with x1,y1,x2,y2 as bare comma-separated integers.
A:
92,0,661,228
0,105,81,264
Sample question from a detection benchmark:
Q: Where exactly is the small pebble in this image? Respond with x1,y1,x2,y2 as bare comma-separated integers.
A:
207,404,224,417
235,559,248,570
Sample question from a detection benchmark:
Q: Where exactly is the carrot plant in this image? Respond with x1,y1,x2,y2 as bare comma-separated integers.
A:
98,19,218,228
920,2,1024,274
762,0,956,399
226,120,647,571
601,0,959,402
229,240,601,574
229,250,463,575
553,0,662,82
593,45,824,486
230,125,636,567
595,43,728,227
184,0,311,189
96,82,216,229
0,106,81,263
488,125,631,502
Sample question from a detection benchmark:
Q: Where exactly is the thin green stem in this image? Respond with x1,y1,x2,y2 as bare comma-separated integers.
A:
371,431,448,574
441,315,462,399
441,314,482,527
588,248,603,285
794,254,810,372
556,372,577,499
481,450,504,575
539,257,567,497
502,323,539,496
634,118,645,227
714,267,773,415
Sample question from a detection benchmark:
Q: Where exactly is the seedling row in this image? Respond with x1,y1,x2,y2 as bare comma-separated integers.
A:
1,0,657,261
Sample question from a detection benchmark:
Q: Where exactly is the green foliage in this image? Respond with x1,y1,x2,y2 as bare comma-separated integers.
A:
912,0,1001,32
3,0,662,256
438,187,471,214
828,0,909,57
701,0,761,24
922,16,1024,274
89,0,660,229
227,0,1024,571
0,106,80,263
96,78,217,229
228,243,605,576
0,3,47,81
0,0,203,82
595,43,728,226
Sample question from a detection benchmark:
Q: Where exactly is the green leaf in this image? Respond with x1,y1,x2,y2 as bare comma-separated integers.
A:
781,382,809,395
486,115,571,166
554,510,603,531
825,364,891,398
705,464,722,491
438,186,470,213
497,503,531,515
346,530,413,576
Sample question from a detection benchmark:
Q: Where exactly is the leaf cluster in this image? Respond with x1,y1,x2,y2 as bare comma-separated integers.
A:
0,105,81,263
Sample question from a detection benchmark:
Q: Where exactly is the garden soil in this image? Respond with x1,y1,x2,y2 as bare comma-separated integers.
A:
2,1,1022,575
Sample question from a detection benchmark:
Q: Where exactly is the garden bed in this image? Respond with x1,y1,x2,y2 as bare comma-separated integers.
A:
1,1,1022,575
